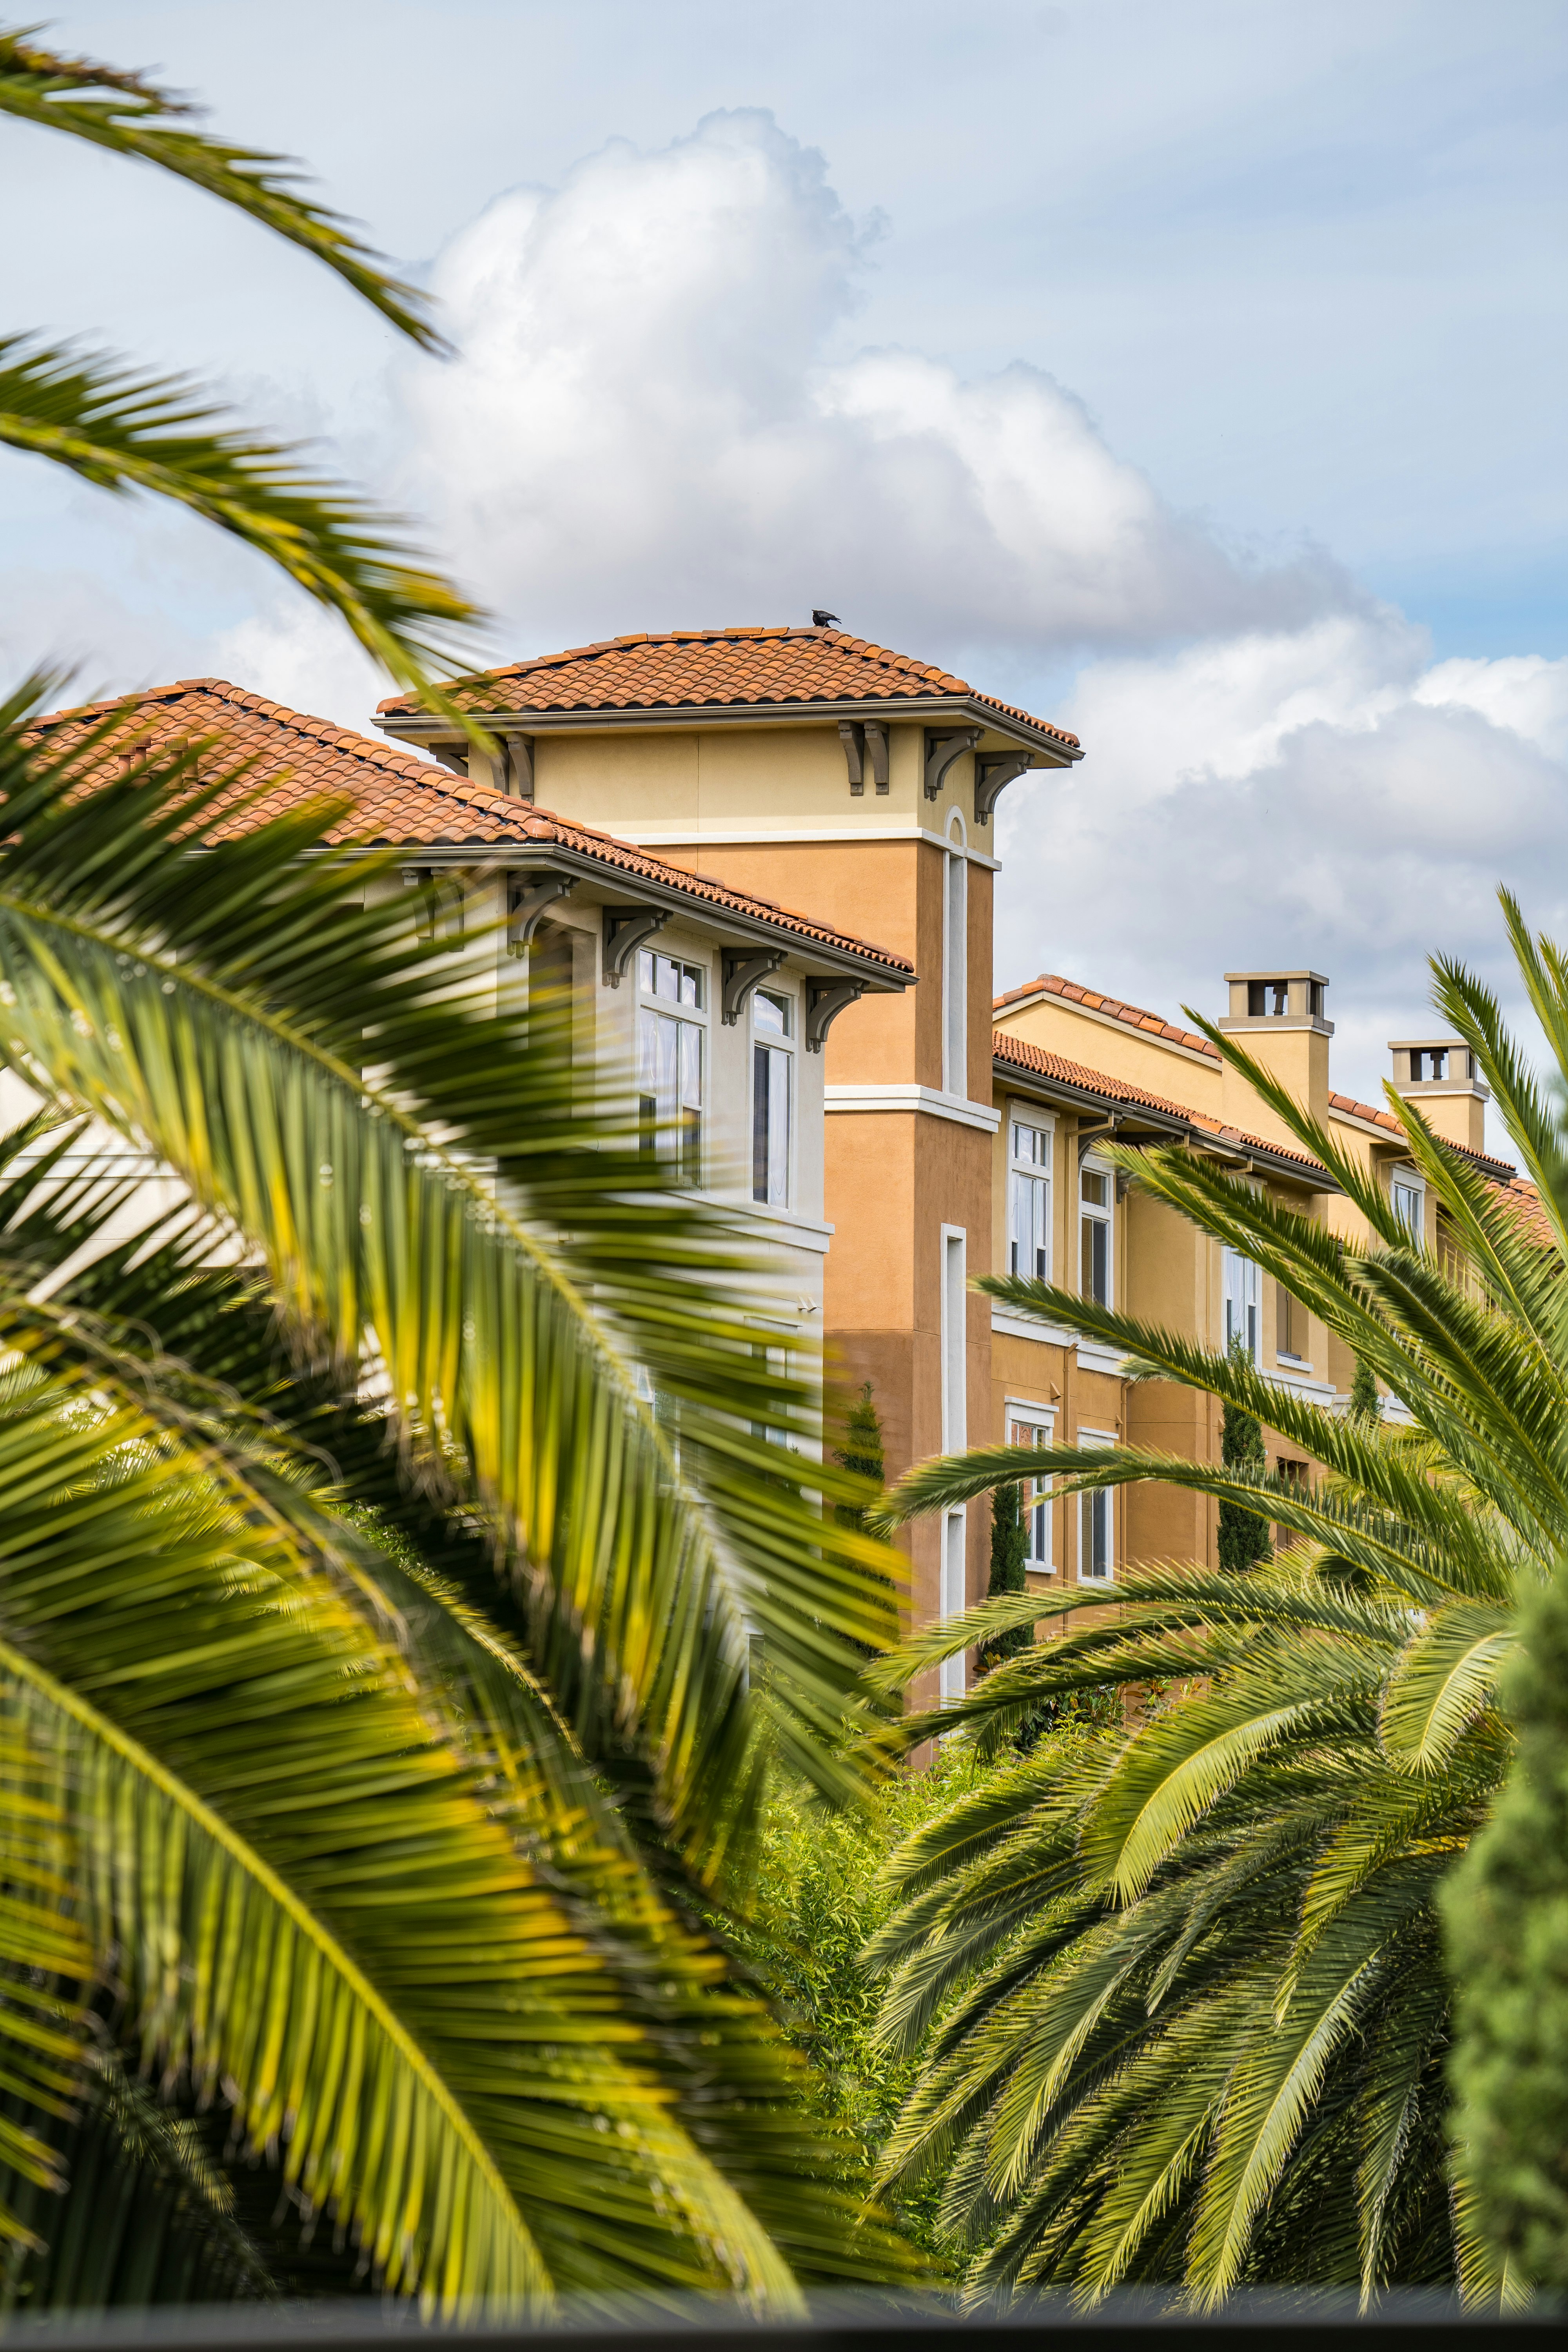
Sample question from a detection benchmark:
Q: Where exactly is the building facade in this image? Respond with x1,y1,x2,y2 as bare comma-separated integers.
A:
35,626,1541,1691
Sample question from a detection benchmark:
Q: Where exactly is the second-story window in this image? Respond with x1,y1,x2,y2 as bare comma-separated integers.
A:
1080,1161,1112,1306
752,987,794,1207
1009,1117,1052,1279
1007,1406,1054,1570
1223,1245,1260,1362
637,950,704,1185
1392,1176,1424,1240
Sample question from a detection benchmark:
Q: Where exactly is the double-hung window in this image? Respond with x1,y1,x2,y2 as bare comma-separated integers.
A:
1392,1175,1424,1241
1009,1116,1052,1279
637,951,705,1185
1223,1246,1260,1362
752,988,794,1207
1078,1429,1116,1584
1007,1405,1054,1571
1080,1161,1112,1306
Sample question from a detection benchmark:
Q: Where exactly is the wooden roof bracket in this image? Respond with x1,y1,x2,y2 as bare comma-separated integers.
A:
507,873,573,957
806,978,865,1053
722,949,786,1025
924,727,980,801
602,906,667,987
838,720,865,795
974,750,1036,826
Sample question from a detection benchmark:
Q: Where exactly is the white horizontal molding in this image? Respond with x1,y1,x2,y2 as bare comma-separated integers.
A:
825,1084,1001,1132
992,1308,1078,1347
1262,1365,1336,1404
611,824,1002,871
1075,1340,1128,1376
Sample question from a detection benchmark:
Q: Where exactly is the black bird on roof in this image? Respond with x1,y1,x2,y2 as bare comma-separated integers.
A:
811,608,840,628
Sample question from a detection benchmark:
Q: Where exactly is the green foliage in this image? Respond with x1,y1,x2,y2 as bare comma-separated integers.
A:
1218,1337,1271,1574
1444,1555,1568,2291
1349,1356,1381,1423
0,704,918,2311
834,1381,886,1527
868,897,1568,2304
0,24,481,718
980,1484,1031,1672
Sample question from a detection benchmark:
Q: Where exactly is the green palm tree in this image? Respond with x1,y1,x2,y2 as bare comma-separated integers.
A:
866,904,1563,2308
0,692,912,2307
0,24,479,715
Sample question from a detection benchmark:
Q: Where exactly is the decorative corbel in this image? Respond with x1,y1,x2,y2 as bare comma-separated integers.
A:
805,978,864,1052
924,726,980,802
507,735,535,800
506,873,574,957
722,949,786,1025
1077,1114,1122,1163
427,745,467,777
838,720,865,795
864,720,890,794
602,905,666,987
974,750,1035,826
401,866,463,943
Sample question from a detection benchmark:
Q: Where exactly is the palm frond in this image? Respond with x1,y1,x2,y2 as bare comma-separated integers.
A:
0,27,438,347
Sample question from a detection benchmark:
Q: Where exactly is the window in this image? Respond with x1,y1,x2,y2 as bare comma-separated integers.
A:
942,1229,967,1453
1276,1284,1308,1362
940,1510,967,1700
1007,1408,1054,1571
943,845,967,1095
1078,1431,1115,1584
752,987,794,1207
1223,1245,1260,1362
637,951,705,1185
1080,1163,1112,1306
1009,1117,1052,1280
1392,1177,1423,1241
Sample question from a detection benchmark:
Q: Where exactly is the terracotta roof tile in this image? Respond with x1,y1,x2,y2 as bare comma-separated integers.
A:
27,680,913,976
377,626,1079,750
995,972,1220,1060
993,1031,1327,1173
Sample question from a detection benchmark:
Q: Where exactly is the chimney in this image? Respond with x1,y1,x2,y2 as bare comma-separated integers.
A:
1216,970,1333,1149
1388,1038,1489,1154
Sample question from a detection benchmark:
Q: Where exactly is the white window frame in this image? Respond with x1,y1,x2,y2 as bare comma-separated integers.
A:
637,949,708,1186
1008,1106,1054,1283
1391,1170,1425,1243
1079,1153,1114,1311
941,1225,967,1454
1223,1244,1261,1365
1077,1426,1117,1586
1005,1399,1056,1573
942,815,968,1098
940,1507,967,1702
751,984,796,1209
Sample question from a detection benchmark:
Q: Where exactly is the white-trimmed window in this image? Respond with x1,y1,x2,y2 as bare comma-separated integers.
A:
1223,1246,1261,1362
1078,1428,1116,1584
940,1509,967,1702
1392,1173,1424,1241
1007,1403,1055,1571
1080,1158,1113,1307
1009,1114,1053,1280
638,950,705,1185
752,987,795,1207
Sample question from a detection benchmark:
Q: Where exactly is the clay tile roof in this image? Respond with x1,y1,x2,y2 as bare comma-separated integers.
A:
25,680,913,977
1328,1089,1404,1136
377,626,1079,751
992,1030,1329,1175
995,971,1220,1060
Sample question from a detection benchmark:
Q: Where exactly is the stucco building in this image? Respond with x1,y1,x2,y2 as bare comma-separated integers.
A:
34,626,1542,1688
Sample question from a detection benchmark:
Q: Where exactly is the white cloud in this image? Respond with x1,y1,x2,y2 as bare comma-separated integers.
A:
399,109,1348,655
997,627,1568,1114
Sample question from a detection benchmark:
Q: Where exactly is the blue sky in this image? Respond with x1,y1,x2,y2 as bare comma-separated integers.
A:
4,2,1566,1116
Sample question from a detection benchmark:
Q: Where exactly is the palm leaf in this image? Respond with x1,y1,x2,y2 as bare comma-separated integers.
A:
0,27,437,347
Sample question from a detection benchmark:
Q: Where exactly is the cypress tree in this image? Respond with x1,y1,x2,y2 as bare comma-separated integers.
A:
1218,1337,1271,1574
980,1481,1031,1671
1348,1354,1380,1424
833,1383,884,1529
1444,1555,1568,2287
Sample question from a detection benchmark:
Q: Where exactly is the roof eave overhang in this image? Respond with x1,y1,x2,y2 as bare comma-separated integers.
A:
321,838,910,991
993,1053,1337,1190
379,695,1083,766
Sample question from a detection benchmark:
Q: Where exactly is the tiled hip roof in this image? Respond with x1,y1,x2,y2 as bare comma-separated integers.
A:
24,679,913,978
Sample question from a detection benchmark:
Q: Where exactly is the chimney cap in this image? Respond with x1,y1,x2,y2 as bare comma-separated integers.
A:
1224,968,1330,986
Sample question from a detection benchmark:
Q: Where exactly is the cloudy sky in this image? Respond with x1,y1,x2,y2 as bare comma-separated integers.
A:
4,2,1566,1120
